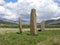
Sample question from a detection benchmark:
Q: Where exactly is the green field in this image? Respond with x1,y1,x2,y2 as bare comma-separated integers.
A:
0,30,60,45
0,24,60,28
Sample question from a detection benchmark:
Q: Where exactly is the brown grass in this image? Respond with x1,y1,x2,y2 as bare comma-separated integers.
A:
53,38,60,45
38,42,45,45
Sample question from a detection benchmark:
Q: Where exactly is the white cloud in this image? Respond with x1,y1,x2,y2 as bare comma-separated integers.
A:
0,0,4,4
3,8,17,20
0,0,60,22
4,14,17,19
0,6,5,13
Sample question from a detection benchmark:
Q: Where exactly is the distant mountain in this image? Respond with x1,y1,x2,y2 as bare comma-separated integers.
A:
45,19,60,25
0,18,29,25
0,17,60,25
0,18,17,25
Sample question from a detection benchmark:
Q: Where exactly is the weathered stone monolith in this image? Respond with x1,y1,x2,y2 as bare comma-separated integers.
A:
19,17,22,33
30,8,37,35
40,21,45,31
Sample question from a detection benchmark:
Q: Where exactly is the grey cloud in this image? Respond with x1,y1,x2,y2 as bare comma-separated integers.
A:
54,0,60,3
54,0,60,6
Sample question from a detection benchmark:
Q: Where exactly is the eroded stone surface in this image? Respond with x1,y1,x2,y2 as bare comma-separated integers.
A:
30,9,37,34
19,17,22,33
40,21,45,31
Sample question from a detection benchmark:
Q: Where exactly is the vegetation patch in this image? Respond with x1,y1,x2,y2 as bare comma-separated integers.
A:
0,30,60,45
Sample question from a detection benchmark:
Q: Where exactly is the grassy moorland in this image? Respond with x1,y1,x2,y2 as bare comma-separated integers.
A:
0,30,60,45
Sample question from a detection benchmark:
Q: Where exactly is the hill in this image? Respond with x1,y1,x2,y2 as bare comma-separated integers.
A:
0,20,17,25
45,19,60,25
0,19,18,28
0,18,60,28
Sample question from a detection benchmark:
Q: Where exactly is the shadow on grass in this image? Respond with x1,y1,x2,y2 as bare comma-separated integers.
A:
16,32,22,34
38,29,42,32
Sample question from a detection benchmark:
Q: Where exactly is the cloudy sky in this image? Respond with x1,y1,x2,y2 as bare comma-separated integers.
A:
0,0,60,23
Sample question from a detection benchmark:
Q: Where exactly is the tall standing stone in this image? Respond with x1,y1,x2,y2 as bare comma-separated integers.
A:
19,17,22,33
40,21,45,31
30,8,37,35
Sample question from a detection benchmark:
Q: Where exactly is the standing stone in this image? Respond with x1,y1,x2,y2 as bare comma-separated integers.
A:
19,17,22,33
40,21,45,31
30,8,37,35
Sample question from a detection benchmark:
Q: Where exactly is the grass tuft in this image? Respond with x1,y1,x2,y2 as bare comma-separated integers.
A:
53,38,60,45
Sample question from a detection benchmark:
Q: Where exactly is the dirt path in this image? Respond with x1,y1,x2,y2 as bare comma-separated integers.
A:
0,28,30,34
0,28,60,34
45,28,60,30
